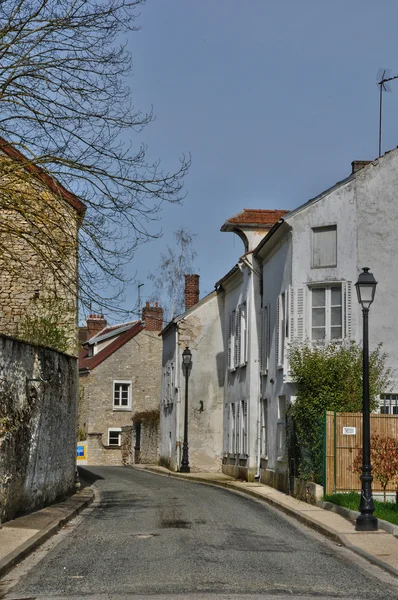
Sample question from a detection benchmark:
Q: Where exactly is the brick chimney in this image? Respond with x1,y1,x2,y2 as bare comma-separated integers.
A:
351,160,372,174
185,274,200,310
142,301,164,331
86,314,107,339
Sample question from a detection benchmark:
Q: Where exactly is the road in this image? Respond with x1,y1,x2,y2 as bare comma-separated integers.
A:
2,466,398,600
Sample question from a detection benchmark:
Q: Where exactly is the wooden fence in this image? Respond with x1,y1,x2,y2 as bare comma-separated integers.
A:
324,411,398,495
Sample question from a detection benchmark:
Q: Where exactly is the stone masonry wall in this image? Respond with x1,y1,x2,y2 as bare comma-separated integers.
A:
0,335,78,523
0,184,79,356
79,329,162,466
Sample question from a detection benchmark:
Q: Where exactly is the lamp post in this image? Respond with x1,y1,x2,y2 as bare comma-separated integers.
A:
180,346,192,473
355,267,378,532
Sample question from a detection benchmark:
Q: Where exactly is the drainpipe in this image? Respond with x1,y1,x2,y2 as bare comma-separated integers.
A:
175,326,181,470
255,252,263,481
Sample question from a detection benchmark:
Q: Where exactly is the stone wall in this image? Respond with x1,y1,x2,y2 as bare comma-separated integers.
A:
0,182,80,356
0,335,78,523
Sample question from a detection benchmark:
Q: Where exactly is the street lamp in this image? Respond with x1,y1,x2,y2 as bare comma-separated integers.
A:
355,267,378,532
180,346,192,473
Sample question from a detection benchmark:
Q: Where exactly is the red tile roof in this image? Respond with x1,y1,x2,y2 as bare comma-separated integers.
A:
223,208,289,228
0,137,86,217
79,321,144,371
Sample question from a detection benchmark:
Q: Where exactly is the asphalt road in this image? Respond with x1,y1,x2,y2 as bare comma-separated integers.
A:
4,466,398,599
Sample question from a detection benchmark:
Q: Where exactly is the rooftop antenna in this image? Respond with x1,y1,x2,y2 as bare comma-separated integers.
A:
377,68,398,157
137,282,144,314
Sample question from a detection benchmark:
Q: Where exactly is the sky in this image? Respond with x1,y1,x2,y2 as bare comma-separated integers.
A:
106,0,398,321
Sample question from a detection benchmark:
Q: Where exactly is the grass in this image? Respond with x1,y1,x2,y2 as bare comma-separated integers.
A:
324,491,398,526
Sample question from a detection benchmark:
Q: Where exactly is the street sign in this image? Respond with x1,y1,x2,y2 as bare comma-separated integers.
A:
343,426,356,435
76,444,86,460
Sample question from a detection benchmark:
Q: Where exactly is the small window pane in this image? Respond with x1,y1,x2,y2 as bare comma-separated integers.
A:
312,308,326,326
312,327,326,340
330,326,342,339
312,288,325,307
331,286,342,305
331,307,342,326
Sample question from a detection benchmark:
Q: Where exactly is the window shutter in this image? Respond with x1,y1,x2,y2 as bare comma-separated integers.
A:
260,305,270,374
228,310,236,370
235,306,242,368
236,402,240,454
344,281,352,339
289,286,306,342
260,307,265,373
242,301,247,365
276,295,280,367
242,400,248,454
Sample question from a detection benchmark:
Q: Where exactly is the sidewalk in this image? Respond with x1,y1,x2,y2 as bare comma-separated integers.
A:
0,485,94,577
136,465,398,580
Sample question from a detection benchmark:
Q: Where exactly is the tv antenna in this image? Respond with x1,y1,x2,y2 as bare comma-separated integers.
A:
377,68,398,157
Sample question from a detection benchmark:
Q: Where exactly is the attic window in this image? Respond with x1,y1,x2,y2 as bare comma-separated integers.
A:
312,225,337,268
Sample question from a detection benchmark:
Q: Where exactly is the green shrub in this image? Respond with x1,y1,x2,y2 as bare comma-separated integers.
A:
288,342,391,484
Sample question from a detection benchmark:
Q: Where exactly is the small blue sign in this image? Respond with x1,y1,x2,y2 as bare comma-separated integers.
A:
77,445,85,457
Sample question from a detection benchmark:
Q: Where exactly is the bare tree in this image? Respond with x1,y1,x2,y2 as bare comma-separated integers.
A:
148,228,197,322
0,0,190,315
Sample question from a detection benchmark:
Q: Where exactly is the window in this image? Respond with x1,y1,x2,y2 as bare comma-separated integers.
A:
260,398,268,457
379,394,398,414
277,396,287,460
108,428,121,446
312,225,337,268
113,381,132,410
260,305,270,374
311,285,342,341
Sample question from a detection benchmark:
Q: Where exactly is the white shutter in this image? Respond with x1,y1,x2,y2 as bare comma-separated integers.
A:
236,402,240,455
242,400,248,454
344,281,352,339
260,305,270,374
235,306,241,368
260,307,265,373
242,301,247,365
276,295,280,368
290,286,306,342
228,310,235,371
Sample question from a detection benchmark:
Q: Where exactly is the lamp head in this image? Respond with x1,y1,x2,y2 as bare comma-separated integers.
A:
355,267,377,310
182,346,192,367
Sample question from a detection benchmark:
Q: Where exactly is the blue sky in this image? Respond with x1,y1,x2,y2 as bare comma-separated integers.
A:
112,0,398,318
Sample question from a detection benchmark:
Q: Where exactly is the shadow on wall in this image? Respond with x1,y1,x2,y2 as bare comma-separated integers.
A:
216,352,225,387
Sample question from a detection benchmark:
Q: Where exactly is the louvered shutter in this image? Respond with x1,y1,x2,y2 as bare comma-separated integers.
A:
228,312,233,370
236,402,240,454
290,286,306,342
242,301,247,365
260,307,265,373
242,400,248,454
260,305,270,374
235,306,242,368
276,296,280,367
344,281,352,339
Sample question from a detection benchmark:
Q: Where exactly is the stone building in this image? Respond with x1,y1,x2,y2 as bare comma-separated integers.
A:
0,137,85,356
159,275,225,472
79,303,163,465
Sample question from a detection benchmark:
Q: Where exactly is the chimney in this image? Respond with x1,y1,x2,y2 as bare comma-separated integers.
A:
86,314,107,339
351,160,372,174
185,274,200,311
142,301,164,331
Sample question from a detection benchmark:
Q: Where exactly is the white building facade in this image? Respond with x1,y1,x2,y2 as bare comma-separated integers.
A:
255,153,398,491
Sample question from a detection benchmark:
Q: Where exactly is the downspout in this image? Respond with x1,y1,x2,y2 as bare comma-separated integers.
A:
255,253,263,481
175,325,181,470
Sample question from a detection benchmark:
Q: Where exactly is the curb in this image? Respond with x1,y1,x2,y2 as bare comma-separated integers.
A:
0,487,94,578
137,466,398,580
319,500,398,536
